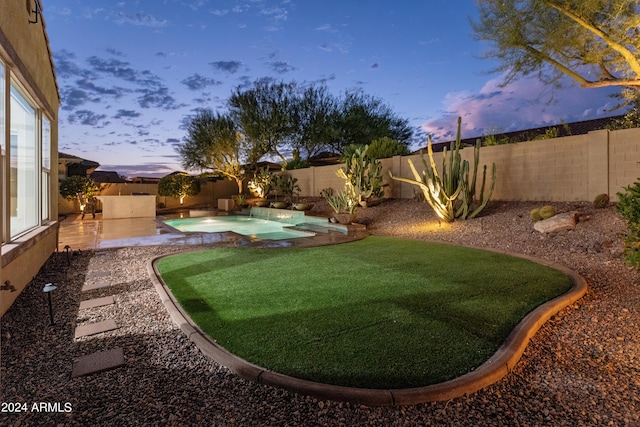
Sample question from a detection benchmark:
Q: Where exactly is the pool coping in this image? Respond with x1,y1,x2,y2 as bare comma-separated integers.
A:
147,239,587,406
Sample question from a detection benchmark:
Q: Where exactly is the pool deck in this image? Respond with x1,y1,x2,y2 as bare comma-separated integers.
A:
57,211,368,252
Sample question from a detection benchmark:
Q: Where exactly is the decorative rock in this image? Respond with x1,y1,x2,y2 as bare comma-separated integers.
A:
533,211,579,233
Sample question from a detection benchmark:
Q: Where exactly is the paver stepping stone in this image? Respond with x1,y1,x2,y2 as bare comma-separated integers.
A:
71,348,125,378
79,296,115,310
74,319,118,338
81,281,110,292
86,271,110,279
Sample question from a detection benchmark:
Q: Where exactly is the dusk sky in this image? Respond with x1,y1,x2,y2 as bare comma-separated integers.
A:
45,0,621,178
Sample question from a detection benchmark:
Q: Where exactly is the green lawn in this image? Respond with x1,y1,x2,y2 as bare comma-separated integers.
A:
156,236,573,389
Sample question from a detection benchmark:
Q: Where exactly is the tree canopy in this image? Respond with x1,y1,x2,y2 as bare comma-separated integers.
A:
331,90,413,152
59,176,100,218
59,176,100,200
158,172,201,205
291,84,337,161
226,80,413,166
228,80,297,167
178,109,246,193
472,0,640,99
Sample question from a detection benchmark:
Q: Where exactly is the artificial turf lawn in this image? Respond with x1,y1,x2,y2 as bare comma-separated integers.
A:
156,236,573,389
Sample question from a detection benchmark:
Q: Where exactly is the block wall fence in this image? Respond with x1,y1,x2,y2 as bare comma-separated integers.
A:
57,127,640,215
288,127,640,203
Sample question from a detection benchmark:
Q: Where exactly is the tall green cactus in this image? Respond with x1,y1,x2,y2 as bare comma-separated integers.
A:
337,145,384,208
390,117,496,222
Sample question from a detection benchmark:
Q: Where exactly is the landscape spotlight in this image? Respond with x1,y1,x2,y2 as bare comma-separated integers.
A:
43,283,57,326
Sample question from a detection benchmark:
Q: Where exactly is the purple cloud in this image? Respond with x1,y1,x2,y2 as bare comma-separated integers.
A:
421,75,620,142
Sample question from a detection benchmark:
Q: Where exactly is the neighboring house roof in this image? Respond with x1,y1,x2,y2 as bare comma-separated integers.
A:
90,170,127,183
309,151,341,166
58,152,100,178
58,152,100,165
248,161,283,172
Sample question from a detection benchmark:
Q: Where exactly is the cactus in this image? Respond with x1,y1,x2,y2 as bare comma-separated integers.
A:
389,117,496,222
322,187,357,214
248,167,272,198
539,205,557,219
336,145,384,208
593,193,609,208
530,208,542,221
459,136,497,220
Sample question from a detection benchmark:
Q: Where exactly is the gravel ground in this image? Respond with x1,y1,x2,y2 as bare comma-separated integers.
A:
2,199,640,426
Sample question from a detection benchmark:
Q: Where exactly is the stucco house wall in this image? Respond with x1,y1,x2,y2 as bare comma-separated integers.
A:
1,1,60,316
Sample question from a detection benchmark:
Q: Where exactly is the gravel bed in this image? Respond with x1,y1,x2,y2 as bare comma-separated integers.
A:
2,199,640,426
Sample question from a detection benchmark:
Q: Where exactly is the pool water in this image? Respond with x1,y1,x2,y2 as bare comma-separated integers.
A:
163,216,315,240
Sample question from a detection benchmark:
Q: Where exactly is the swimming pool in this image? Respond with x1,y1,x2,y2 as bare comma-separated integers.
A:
163,216,315,240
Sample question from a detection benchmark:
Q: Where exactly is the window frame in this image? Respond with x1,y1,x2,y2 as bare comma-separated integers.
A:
9,79,39,238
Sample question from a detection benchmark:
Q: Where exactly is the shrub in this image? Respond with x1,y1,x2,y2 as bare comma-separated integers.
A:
593,193,610,209
285,157,309,170
530,208,542,221
366,137,410,160
539,205,557,220
616,180,640,268
285,149,309,170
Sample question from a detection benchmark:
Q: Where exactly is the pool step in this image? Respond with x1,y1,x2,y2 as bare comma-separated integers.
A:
289,222,347,235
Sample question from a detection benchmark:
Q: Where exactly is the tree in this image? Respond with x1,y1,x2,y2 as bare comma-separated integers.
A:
178,110,246,193
158,172,201,205
291,84,338,160
59,176,100,219
472,0,640,100
331,90,413,153
228,80,297,167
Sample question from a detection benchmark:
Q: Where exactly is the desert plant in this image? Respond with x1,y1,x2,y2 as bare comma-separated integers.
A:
539,205,557,220
337,145,385,208
234,194,248,207
530,208,542,221
270,173,283,201
389,117,496,222
481,132,510,146
321,187,357,215
248,167,272,198
277,173,301,199
616,180,640,269
533,127,560,140
593,193,610,209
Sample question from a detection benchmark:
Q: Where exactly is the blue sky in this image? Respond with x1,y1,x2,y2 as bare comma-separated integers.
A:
45,0,620,178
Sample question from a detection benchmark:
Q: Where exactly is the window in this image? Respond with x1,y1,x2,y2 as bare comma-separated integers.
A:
42,117,50,221
0,60,4,153
0,61,4,243
10,84,38,238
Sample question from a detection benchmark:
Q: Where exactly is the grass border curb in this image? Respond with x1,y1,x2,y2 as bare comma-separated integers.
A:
147,240,587,406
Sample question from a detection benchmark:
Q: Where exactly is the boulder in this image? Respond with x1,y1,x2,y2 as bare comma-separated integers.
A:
534,211,579,234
